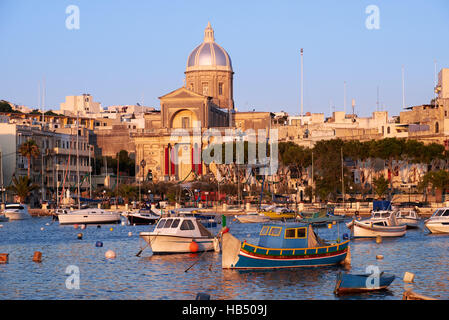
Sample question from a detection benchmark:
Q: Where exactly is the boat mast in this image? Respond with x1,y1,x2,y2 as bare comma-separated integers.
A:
76,111,80,210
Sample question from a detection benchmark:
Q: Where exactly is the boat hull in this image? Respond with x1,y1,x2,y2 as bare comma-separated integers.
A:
58,214,121,225
127,214,159,225
424,221,449,234
350,220,406,238
140,233,216,254
4,211,30,220
397,217,419,229
221,232,350,269
236,215,271,223
334,272,395,294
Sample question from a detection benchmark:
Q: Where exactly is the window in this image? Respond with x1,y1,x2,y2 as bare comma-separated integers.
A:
260,226,270,236
442,210,449,217
435,122,439,133
296,228,306,238
171,219,180,228
182,117,190,129
285,228,296,238
218,82,223,95
180,219,195,230
387,127,391,134
269,227,282,236
164,219,173,228
190,83,194,91
156,219,166,229
202,82,209,96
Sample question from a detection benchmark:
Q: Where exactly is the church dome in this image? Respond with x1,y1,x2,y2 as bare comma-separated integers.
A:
186,22,233,72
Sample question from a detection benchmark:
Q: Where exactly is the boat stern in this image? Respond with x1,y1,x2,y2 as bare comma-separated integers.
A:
221,232,242,269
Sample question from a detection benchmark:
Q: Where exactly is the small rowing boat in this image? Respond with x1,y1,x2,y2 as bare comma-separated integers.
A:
334,271,395,294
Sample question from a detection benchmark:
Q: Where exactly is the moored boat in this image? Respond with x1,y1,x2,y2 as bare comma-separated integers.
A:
126,208,160,225
346,213,406,238
235,212,271,223
3,203,30,220
57,208,122,225
424,207,449,234
260,206,297,220
334,271,395,294
222,223,350,269
139,216,220,254
395,209,420,228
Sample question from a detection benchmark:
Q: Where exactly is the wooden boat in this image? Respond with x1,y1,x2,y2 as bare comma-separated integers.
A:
139,216,220,254
346,213,406,238
395,209,420,229
334,271,395,294
424,207,449,234
235,212,271,223
222,223,350,269
260,206,297,220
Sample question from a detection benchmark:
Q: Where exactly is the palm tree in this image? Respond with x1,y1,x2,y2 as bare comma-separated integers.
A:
118,184,137,205
18,140,40,178
7,176,39,203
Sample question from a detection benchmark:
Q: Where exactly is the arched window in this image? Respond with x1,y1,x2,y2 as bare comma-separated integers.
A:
387,127,391,134
435,122,439,133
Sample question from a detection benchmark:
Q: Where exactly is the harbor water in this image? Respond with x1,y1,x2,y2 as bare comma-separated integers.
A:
0,216,448,300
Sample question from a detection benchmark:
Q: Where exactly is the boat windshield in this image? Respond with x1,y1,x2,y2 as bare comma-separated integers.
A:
180,219,195,230
6,205,24,210
171,219,180,228
432,209,449,217
164,219,174,228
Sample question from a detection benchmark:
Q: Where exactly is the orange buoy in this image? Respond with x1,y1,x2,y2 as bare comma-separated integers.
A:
189,240,199,253
32,251,42,263
0,253,9,264
73,224,79,229
105,250,116,259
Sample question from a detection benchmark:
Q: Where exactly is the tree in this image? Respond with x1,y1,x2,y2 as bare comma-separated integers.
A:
373,175,389,199
18,139,40,178
7,176,39,203
418,170,449,202
118,184,137,204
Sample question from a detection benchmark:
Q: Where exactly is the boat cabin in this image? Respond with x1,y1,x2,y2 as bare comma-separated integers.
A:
153,216,213,238
257,224,326,249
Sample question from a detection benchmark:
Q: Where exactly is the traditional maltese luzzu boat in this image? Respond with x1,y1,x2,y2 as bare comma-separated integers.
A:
222,223,350,269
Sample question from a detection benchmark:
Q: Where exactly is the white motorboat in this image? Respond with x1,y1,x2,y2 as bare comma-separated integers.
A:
4,204,30,220
126,208,160,225
58,208,122,225
395,209,420,228
424,208,449,234
346,212,406,238
139,216,220,254
235,212,271,223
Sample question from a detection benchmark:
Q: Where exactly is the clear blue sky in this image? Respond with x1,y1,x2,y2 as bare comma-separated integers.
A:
1,0,448,117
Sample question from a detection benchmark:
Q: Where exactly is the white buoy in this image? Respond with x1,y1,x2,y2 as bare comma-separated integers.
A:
128,232,132,237
121,221,125,226
105,250,116,259
403,272,415,283
80,224,86,230
45,223,50,226
40,227,44,231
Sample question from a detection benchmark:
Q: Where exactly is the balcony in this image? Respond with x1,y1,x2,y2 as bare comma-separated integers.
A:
53,147,92,157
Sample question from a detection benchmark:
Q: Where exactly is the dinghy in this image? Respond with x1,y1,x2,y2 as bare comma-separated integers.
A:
334,271,395,294
346,212,406,238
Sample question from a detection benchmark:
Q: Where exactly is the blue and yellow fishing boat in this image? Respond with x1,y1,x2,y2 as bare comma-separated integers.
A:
221,223,350,269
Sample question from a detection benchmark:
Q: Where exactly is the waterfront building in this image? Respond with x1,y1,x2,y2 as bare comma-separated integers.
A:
0,121,93,205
